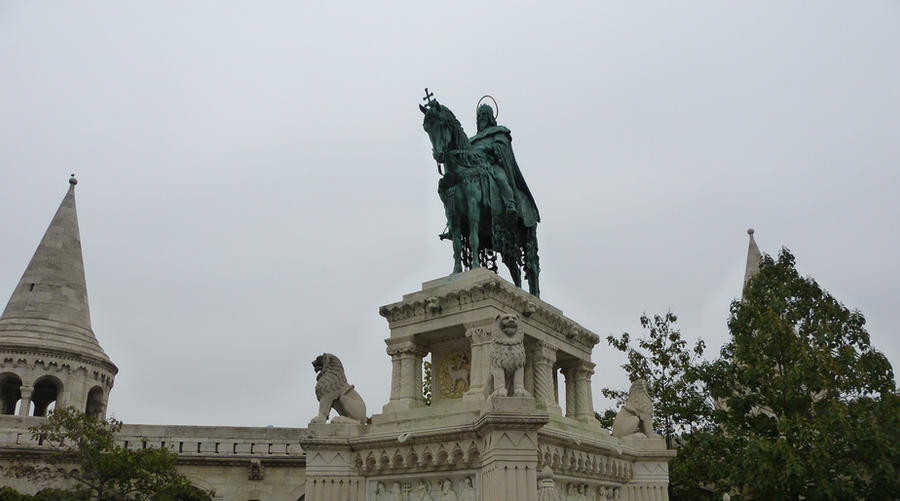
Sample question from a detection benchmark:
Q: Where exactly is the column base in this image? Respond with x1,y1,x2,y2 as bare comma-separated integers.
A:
537,401,563,416
381,399,425,413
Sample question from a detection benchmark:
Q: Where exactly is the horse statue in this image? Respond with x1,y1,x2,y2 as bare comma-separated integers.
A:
420,96,540,297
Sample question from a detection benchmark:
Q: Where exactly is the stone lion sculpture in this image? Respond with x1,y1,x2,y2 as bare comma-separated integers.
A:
611,379,654,438
310,353,367,424
489,313,528,397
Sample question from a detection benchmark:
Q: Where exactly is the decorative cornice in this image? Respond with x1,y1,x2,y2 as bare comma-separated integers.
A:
379,277,600,350
0,345,118,376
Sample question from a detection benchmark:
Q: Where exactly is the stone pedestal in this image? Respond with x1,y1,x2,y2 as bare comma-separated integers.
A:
475,401,547,501
300,423,366,501
307,269,676,501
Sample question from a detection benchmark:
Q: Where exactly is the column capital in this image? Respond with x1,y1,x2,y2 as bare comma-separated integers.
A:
575,360,595,377
386,341,428,357
532,341,558,363
560,365,577,376
19,386,34,397
465,326,493,345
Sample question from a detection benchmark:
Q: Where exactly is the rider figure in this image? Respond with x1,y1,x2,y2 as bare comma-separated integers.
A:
472,105,518,217
471,104,540,227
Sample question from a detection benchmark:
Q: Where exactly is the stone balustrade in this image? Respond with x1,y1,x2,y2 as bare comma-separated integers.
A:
0,416,305,461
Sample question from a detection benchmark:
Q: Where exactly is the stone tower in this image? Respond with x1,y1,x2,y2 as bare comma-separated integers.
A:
0,176,116,418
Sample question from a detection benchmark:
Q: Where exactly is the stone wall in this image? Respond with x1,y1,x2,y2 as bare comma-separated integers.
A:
0,416,308,501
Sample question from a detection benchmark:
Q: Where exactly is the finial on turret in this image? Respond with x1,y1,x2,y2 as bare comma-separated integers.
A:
747,228,754,235
69,174,78,186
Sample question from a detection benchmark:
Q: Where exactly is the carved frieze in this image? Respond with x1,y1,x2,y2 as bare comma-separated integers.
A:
370,474,476,501
353,439,481,475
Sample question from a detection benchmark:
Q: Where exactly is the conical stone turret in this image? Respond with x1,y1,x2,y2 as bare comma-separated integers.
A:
742,228,762,295
0,177,116,417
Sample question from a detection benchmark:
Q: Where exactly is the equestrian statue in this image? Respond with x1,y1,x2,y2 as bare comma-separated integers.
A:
420,90,541,297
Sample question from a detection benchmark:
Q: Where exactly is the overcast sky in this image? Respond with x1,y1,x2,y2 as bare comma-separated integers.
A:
1,2,898,427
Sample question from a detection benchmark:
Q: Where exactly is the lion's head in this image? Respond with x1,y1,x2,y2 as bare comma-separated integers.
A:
312,353,350,400
497,313,520,338
626,379,653,417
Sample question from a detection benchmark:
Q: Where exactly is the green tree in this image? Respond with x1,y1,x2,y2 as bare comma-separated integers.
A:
601,312,710,449
9,408,211,501
696,249,899,499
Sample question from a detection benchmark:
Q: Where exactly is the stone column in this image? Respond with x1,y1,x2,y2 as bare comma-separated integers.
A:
388,353,402,402
463,325,493,401
384,341,428,412
553,366,559,405
574,361,596,422
400,352,416,401
18,386,33,417
532,342,562,414
562,367,577,418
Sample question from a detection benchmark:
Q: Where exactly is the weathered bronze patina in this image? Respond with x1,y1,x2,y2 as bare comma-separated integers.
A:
420,91,540,297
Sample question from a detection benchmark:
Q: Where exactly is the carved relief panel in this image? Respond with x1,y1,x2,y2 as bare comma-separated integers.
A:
368,473,477,501
437,349,471,399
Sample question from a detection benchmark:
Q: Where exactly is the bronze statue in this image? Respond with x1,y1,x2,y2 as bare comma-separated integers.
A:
420,91,540,296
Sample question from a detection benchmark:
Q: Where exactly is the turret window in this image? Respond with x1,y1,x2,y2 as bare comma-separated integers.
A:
85,386,106,418
31,376,62,417
0,374,22,415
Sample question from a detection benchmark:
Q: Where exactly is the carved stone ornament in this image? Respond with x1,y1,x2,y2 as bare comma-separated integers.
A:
248,458,263,481
611,379,654,438
426,296,441,314
438,349,471,398
310,353,367,424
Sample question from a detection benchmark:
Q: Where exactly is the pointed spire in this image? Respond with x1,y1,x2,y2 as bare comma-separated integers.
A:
0,176,114,367
742,228,762,294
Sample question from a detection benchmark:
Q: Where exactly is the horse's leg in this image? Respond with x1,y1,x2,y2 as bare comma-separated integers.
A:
502,251,522,287
442,190,464,274
467,194,481,267
525,228,540,297
451,228,463,274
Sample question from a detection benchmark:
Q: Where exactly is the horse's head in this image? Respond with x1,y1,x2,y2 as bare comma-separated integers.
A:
421,101,462,164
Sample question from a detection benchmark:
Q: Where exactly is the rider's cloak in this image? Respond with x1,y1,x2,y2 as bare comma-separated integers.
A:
470,125,540,228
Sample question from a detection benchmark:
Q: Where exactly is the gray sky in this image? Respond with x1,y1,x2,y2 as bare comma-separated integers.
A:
1,1,898,426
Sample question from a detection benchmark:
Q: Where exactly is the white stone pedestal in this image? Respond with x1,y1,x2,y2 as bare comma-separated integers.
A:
302,269,675,500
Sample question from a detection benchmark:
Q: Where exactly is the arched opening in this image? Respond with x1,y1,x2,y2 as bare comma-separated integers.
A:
85,386,106,418
31,376,62,417
0,374,22,415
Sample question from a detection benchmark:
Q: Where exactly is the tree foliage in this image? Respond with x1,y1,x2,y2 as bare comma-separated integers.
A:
692,249,900,499
601,312,710,448
8,408,211,501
